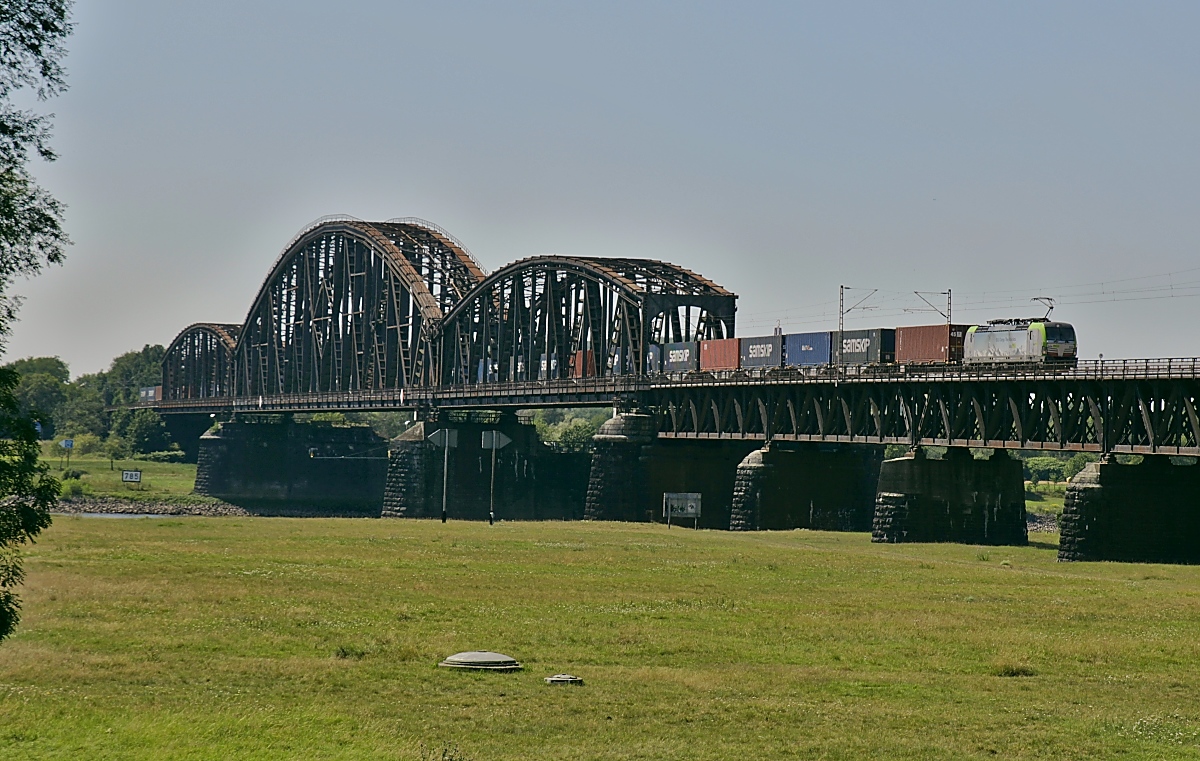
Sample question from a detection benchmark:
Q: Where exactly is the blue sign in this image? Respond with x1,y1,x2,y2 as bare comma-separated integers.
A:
59,439,74,450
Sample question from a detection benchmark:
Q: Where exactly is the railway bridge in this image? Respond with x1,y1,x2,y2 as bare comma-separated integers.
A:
147,217,1200,563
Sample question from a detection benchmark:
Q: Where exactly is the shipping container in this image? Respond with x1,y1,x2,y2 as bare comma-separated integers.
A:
609,347,641,376
645,345,662,374
739,335,783,368
700,338,739,370
832,328,895,365
609,347,624,375
662,341,699,372
896,324,968,364
477,359,499,383
571,350,597,378
783,332,832,366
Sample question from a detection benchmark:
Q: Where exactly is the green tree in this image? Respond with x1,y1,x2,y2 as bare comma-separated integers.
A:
104,345,164,406
124,409,169,454
0,368,57,640
53,382,104,437
0,0,74,643
1023,456,1066,484
13,371,64,438
103,435,130,470
4,355,67,382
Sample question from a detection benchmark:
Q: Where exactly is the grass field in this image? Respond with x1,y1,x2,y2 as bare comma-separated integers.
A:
41,450,201,502
1025,483,1067,516
2,518,1200,759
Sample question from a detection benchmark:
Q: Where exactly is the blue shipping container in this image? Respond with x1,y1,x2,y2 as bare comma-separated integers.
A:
645,345,662,374
784,332,832,366
662,341,699,372
740,335,783,368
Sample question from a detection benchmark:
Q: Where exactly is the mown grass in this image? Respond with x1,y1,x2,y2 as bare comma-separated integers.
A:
3,518,1200,759
1025,482,1068,516
42,452,201,502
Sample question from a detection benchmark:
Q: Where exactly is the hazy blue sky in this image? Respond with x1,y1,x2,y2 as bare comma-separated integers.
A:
9,1,1200,374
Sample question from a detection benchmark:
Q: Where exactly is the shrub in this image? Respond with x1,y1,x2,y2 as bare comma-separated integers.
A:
60,480,88,499
1024,456,1066,483
132,450,186,463
124,409,170,454
69,433,104,455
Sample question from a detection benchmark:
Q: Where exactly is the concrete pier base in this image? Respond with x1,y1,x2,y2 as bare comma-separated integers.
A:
584,413,655,521
728,443,885,531
382,417,588,521
1058,456,1200,563
194,416,388,515
872,448,1027,545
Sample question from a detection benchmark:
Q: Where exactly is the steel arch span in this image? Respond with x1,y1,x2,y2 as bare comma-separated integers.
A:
163,323,240,400
436,256,737,386
231,217,487,396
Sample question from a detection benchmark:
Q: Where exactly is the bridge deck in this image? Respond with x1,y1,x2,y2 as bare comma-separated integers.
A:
142,359,1200,457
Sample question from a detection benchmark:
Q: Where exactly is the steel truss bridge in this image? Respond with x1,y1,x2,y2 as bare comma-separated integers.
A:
155,217,1200,457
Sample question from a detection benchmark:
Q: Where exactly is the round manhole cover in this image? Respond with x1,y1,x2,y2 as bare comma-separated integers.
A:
544,673,584,685
438,651,522,671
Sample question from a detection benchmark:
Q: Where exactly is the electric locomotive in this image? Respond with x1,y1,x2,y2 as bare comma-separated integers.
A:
962,319,1077,365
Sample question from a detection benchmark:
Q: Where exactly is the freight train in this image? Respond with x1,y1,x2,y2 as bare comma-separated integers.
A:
634,318,1077,376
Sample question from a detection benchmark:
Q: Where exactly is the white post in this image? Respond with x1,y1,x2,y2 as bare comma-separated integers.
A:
489,437,497,526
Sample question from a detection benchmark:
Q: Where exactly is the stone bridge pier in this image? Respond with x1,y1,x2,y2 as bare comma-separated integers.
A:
383,414,590,521
1058,455,1200,563
728,443,884,531
585,414,885,531
583,414,758,527
871,447,1027,545
194,415,390,515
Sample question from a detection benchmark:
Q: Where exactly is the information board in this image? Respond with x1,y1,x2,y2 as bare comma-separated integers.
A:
121,470,142,483
663,492,701,527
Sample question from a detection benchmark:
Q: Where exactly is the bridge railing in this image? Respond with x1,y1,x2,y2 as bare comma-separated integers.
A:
142,357,1200,413
141,376,650,412
645,357,1200,387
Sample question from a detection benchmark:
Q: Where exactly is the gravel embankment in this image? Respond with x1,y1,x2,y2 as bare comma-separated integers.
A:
1026,513,1059,533
54,497,250,517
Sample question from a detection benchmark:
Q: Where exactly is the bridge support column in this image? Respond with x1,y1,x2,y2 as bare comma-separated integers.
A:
1058,456,1200,563
382,415,589,521
194,416,389,515
584,413,656,521
729,443,884,531
872,448,1027,545
644,438,760,529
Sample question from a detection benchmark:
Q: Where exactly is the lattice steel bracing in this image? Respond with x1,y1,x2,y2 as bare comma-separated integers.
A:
651,374,1200,456
230,217,486,396
162,323,240,400
436,256,736,386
